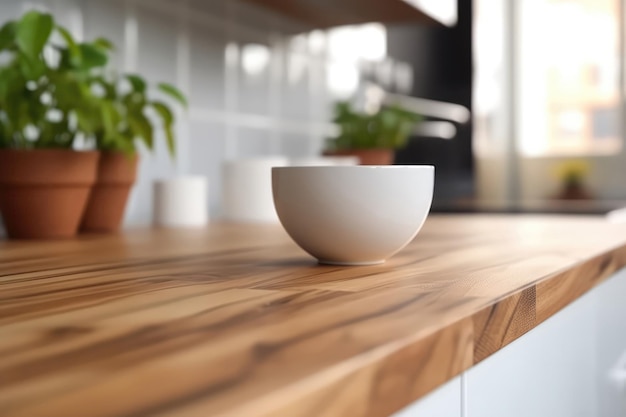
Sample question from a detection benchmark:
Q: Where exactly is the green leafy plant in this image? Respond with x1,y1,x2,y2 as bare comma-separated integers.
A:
0,10,94,148
84,73,187,156
0,10,186,155
325,101,423,151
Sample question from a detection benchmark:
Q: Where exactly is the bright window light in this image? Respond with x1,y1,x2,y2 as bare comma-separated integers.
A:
327,24,386,63
241,44,270,76
327,62,360,98
308,30,326,55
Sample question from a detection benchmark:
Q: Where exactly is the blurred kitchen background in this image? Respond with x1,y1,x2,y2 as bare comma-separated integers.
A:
2,0,625,225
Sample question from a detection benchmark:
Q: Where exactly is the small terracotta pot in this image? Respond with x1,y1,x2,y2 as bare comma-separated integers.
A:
323,149,395,165
81,152,139,233
556,182,593,200
0,149,100,239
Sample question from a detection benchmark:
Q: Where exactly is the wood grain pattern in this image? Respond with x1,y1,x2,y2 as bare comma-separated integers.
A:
473,287,536,363
2,215,626,417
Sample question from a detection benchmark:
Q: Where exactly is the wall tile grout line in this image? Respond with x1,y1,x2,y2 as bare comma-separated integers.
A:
175,0,191,175
187,108,334,135
123,0,138,73
268,34,283,155
224,0,239,159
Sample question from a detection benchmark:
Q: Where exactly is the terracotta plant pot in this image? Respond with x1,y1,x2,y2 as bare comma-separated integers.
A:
323,148,395,165
556,183,593,200
81,152,139,233
0,149,100,239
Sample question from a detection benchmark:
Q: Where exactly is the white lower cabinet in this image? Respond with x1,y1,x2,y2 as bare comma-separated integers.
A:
391,267,626,417
392,376,462,417
465,287,597,417
594,268,626,417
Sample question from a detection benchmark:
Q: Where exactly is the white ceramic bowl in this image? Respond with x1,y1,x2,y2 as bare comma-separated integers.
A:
272,165,434,265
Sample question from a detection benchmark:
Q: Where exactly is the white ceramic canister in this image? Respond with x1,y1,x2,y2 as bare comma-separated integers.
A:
222,157,288,223
153,176,209,227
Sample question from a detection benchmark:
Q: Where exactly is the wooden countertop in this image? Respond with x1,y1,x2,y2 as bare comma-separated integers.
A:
2,215,626,417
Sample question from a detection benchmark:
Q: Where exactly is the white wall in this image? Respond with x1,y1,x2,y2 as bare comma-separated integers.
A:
0,0,382,225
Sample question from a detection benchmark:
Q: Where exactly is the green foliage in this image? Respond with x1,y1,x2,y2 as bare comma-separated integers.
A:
0,9,186,156
93,37,114,51
16,11,53,60
151,101,175,156
126,74,146,93
0,22,16,50
157,83,187,108
325,101,423,151
86,75,179,157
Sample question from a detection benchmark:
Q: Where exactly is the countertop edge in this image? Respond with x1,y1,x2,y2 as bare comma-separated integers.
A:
240,242,626,417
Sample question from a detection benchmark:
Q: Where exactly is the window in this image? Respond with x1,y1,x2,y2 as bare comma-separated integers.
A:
517,0,621,156
474,0,623,158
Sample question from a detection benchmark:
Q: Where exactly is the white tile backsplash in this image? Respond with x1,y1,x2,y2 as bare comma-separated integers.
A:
5,0,399,225
189,26,226,110
236,127,272,157
281,53,311,121
280,134,314,158
0,0,22,18
237,44,272,115
188,122,226,216
136,5,177,84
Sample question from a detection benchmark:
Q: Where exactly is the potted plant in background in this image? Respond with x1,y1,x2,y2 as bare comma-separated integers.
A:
0,11,105,238
553,160,593,200
79,72,187,233
0,10,187,238
323,100,423,165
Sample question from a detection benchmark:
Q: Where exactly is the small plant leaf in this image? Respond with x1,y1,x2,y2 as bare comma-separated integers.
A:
75,108,95,134
89,76,116,100
93,37,114,50
0,66,17,99
78,42,108,70
18,52,45,80
126,74,146,93
16,11,54,59
129,111,153,150
100,100,118,143
56,25,81,66
157,83,187,108
56,25,77,52
0,21,16,51
151,100,175,157
53,73,85,111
